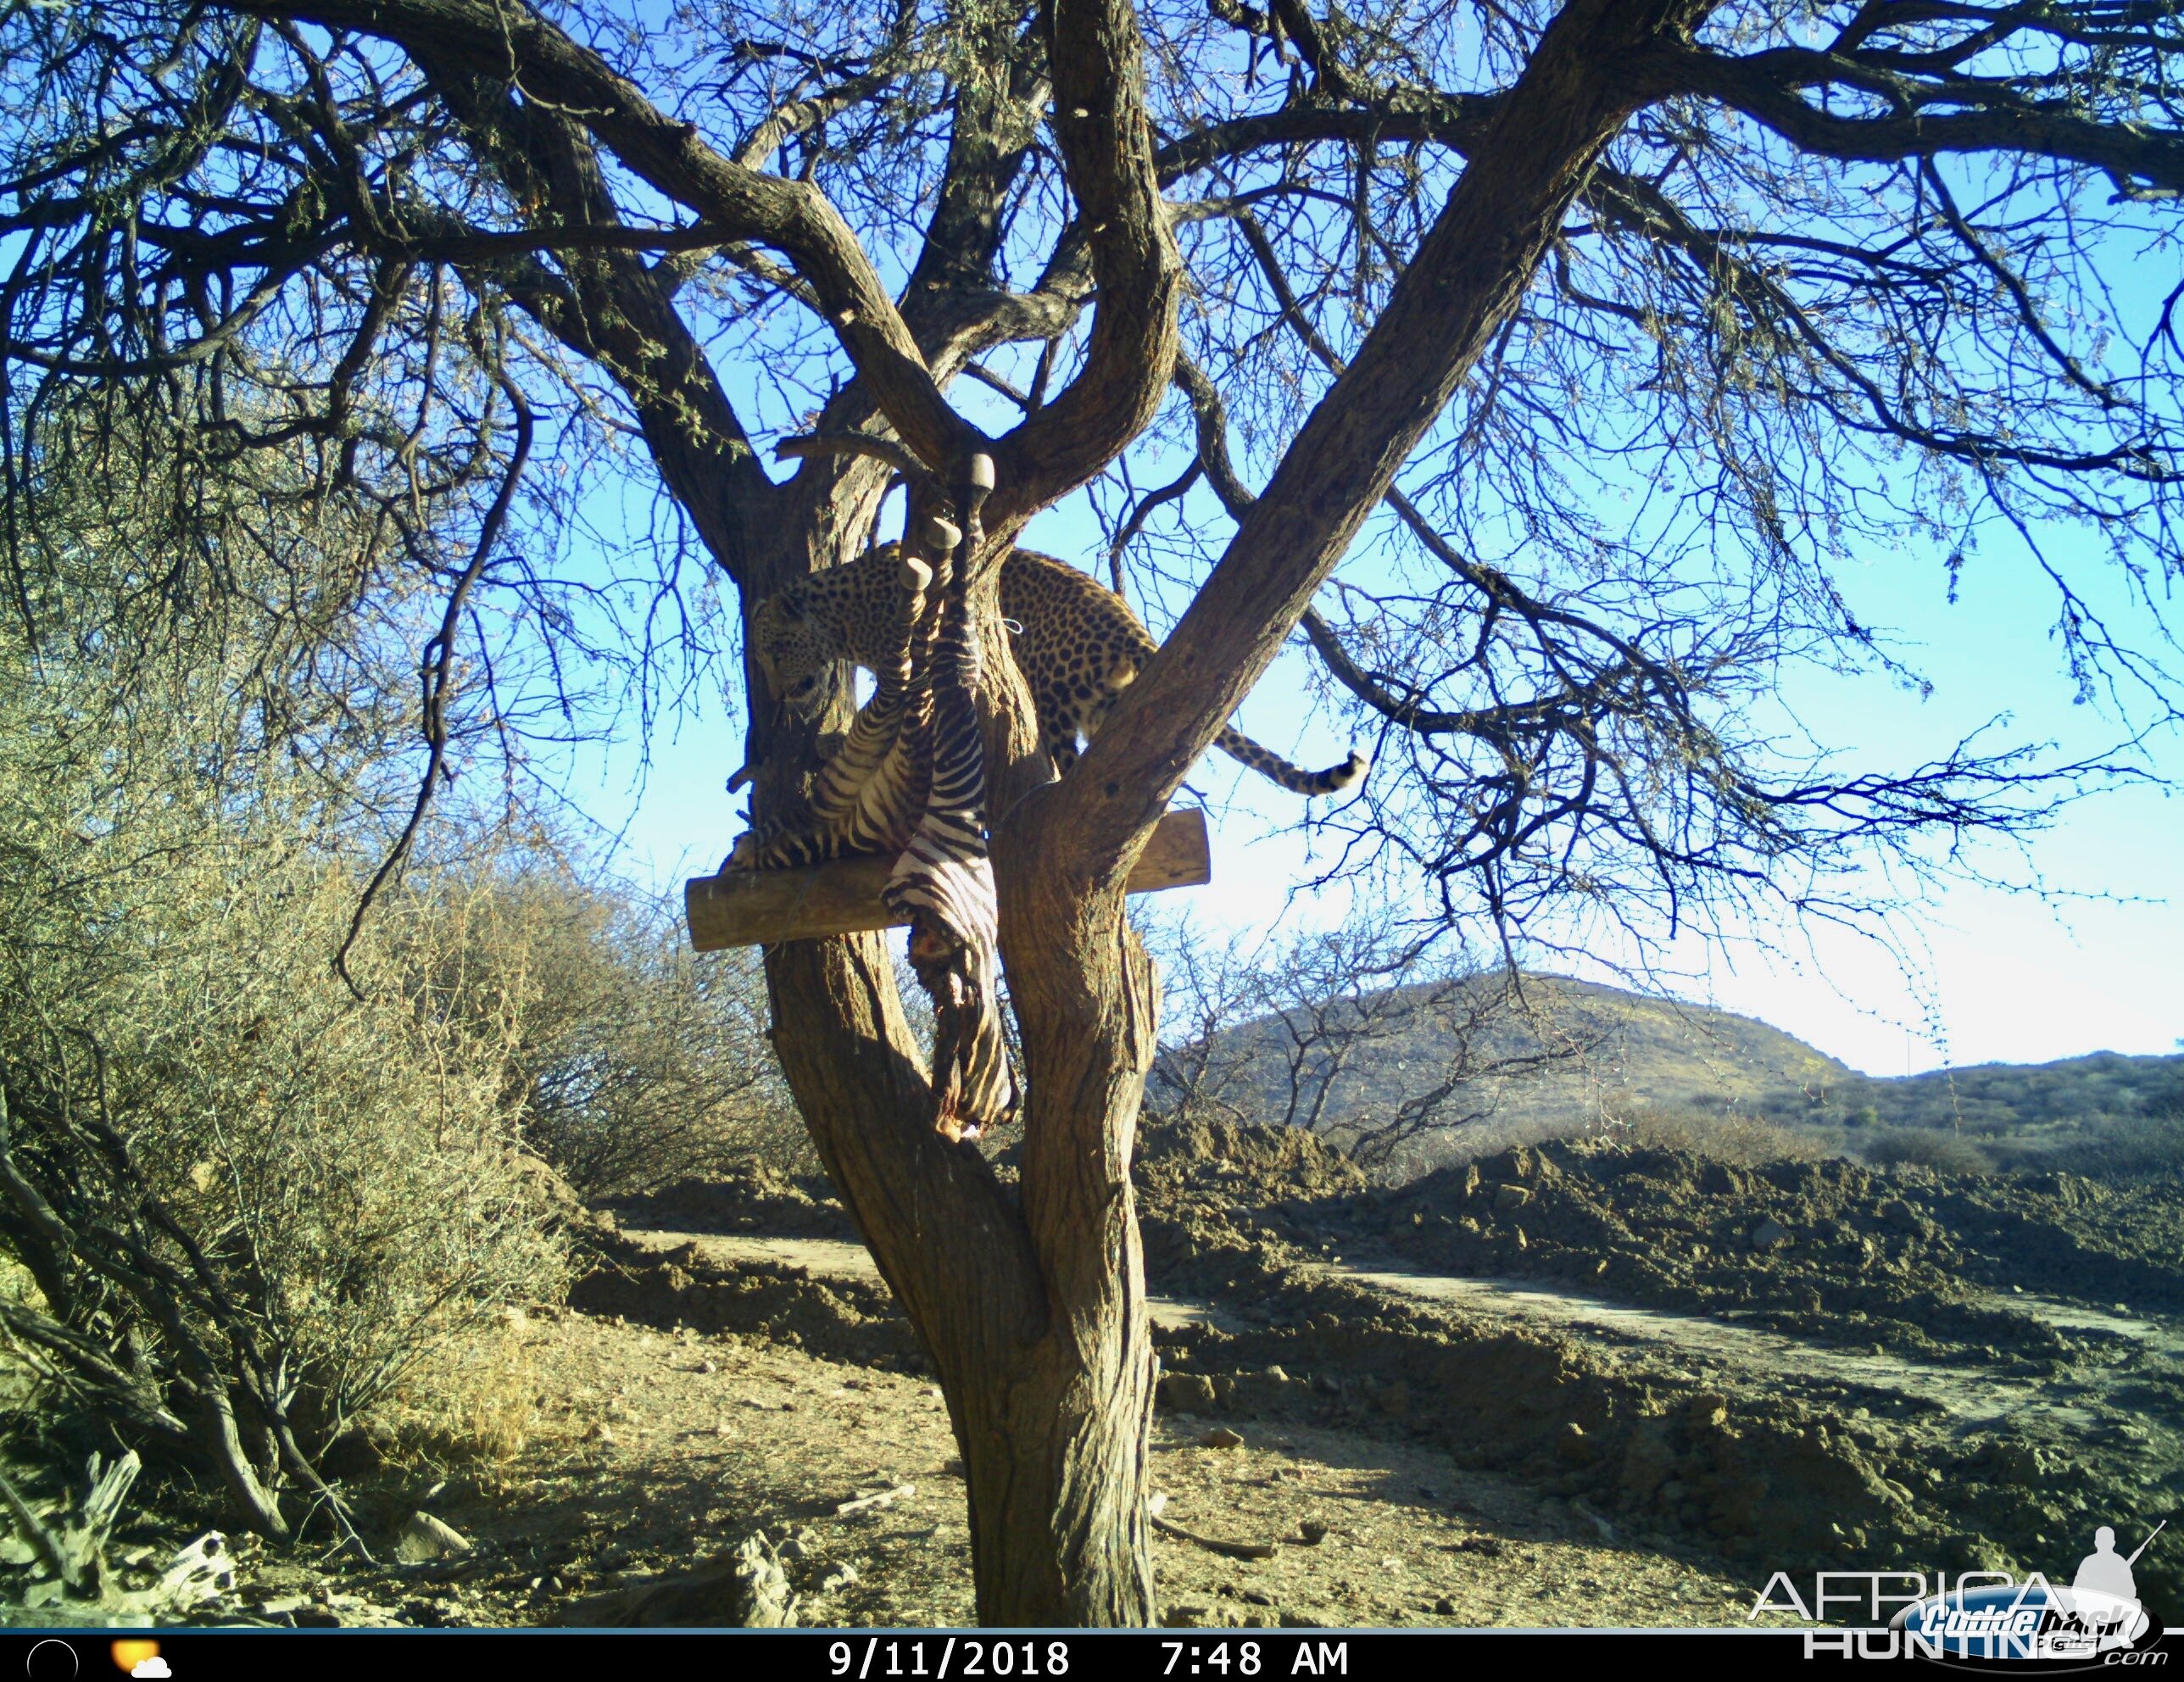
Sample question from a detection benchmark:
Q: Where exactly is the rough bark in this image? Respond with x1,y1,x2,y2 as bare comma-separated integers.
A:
198,0,1720,1628
566,0,1710,1627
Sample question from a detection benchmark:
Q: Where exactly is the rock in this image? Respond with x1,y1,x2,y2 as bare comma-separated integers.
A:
1618,1421,1676,1503
820,1563,860,1594
1296,1519,1329,1546
1878,1198,1920,1233
1979,1440,2048,1487
1159,1373,1221,1413
1682,1394,1730,1430
1243,1590,1276,1607
1749,1218,1792,1253
1162,1604,1218,1629
1555,1422,1596,1466
550,1533,794,1628
1201,1426,1246,1450
1494,1184,1532,1211
1266,1365,1290,1383
395,1512,471,1564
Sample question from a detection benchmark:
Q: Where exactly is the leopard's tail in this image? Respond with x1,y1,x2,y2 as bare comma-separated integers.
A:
1214,727,1368,796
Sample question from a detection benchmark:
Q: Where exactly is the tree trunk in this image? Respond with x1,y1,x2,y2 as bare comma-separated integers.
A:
741,3,1724,1620
983,885,1164,1624
729,1,1725,1629
759,911,1161,1625
751,485,1162,1622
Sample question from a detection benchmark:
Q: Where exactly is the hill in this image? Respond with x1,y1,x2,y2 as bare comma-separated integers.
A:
1168,972,2184,1172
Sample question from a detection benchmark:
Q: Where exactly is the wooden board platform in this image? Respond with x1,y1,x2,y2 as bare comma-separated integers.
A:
685,807,1212,950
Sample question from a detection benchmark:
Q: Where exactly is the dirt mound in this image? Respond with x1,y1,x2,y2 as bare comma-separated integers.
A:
570,1240,919,1368
1358,1141,2181,1361
1139,1117,1371,1194
1136,1119,1370,1295
580,1126,2184,1603
613,1168,857,1240
1145,1268,1947,1568
1123,1128,2181,1595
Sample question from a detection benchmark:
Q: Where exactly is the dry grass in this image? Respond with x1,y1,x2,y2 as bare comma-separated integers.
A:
1595,1103,1838,1166
382,1315,548,1475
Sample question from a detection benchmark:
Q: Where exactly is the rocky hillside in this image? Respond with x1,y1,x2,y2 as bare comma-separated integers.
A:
1180,973,2184,1164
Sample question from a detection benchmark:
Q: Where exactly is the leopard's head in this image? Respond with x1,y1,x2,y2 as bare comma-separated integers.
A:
749,584,838,709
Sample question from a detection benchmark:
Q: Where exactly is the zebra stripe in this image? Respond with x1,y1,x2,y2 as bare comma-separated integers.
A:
883,470,1017,1140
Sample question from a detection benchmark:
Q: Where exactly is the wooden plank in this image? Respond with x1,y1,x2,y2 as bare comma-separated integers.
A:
685,806,1212,951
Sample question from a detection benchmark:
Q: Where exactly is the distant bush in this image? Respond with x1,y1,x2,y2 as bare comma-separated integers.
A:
0,415,571,1538
0,687,571,1536
1599,1105,1831,1166
391,866,801,1200
2080,1111,2184,1183
1864,1128,1995,1176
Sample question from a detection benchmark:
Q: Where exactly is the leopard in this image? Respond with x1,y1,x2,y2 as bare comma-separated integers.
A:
749,544,1368,796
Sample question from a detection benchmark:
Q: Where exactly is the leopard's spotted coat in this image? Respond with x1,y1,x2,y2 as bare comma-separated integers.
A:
750,545,1368,796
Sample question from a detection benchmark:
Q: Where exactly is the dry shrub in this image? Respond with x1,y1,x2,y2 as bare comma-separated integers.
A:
1602,1103,1834,1166
378,1317,547,1477
1864,1128,1996,1176
392,867,800,1200
0,790,574,1495
0,443,571,1532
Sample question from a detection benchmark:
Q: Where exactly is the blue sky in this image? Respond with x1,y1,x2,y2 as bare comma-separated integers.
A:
532,19,2183,1083
564,457,2181,1078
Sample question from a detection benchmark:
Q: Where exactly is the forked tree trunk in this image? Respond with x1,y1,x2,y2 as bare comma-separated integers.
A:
741,0,1720,1627
760,900,1162,1625
754,502,1164,1624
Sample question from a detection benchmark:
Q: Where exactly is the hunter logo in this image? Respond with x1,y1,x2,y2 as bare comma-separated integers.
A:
1758,1519,2170,1665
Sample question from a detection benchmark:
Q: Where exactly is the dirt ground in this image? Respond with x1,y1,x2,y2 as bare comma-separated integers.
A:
8,1119,2181,1629
209,1308,1775,1630
1133,1123,2184,1599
